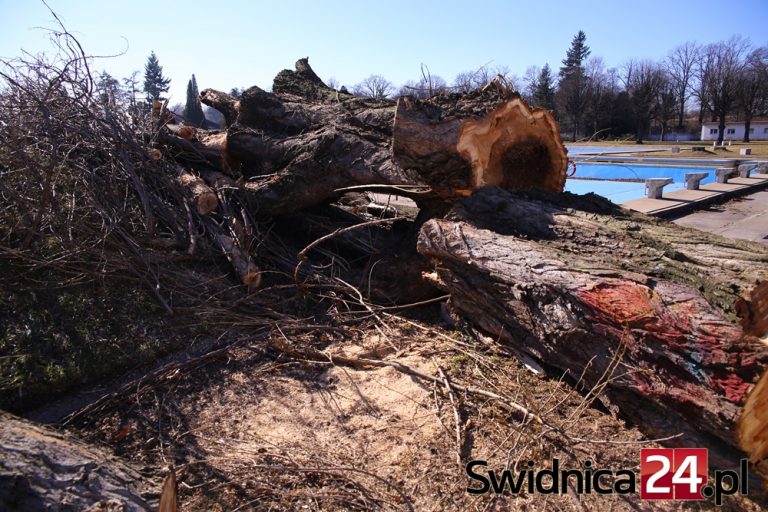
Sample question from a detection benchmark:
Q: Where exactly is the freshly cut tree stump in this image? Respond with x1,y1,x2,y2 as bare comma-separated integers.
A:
417,188,768,474
393,92,568,198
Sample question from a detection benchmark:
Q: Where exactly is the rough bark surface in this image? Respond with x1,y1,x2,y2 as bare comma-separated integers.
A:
417,188,768,473
161,59,567,217
0,411,154,511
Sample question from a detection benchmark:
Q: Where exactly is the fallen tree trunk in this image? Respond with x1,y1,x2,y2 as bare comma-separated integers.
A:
159,59,567,217
0,411,154,511
417,188,768,475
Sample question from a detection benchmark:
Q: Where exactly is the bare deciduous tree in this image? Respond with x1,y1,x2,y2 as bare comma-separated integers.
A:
622,59,666,143
398,64,448,98
697,37,750,145
325,76,339,90
352,74,394,99
452,64,509,93
736,46,768,142
583,57,617,139
665,41,700,128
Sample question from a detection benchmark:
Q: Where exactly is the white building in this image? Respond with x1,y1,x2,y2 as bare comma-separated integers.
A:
701,120,768,141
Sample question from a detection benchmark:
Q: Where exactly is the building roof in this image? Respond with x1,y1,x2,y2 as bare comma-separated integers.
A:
702,118,768,126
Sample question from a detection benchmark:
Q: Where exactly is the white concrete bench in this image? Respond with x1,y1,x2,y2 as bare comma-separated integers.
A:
685,172,709,190
715,167,737,183
740,148,752,155
738,164,757,178
645,178,673,199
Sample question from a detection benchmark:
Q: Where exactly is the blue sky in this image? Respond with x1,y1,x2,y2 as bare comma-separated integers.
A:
1,0,766,105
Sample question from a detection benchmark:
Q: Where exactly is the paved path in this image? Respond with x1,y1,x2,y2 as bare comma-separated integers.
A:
621,173,768,216
672,189,768,245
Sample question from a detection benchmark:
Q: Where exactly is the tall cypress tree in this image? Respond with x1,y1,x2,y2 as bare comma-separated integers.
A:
184,74,206,128
143,51,171,104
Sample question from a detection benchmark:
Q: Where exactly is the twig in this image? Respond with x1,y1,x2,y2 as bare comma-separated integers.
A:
434,359,463,464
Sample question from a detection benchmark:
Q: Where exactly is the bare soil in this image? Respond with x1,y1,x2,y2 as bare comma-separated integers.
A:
57,311,761,511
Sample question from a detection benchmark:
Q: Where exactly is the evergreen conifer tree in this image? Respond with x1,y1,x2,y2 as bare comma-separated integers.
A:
533,64,556,111
183,74,207,128
143,51,171,104
557,31,591,141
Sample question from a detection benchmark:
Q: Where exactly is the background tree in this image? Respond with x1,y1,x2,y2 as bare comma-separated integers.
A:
183,74,207,128
736,46,768,142
95,71,121,110
453,64,510,93
532,64,556,111
522,65,540,104
558,30,591,141
582,58,614,138
697,37,749,145
655,78,677,141
665,42,700,129
142,51,171,104
229,87,245,99
122,70,140,114
399,65,447,99
623,59,665,143
325,77,339,90
352,74,394,98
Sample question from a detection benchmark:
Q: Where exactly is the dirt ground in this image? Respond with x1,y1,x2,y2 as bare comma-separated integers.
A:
54,310,762,511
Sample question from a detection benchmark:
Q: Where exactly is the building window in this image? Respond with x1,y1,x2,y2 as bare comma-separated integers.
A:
726,128,736,134
709,128,718,134
764,127,768,134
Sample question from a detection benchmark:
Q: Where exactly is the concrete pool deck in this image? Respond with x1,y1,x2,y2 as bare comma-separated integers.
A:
672,189,768,245
620,172,768,216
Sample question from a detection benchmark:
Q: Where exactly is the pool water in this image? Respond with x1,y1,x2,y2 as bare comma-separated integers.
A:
564,163,718,203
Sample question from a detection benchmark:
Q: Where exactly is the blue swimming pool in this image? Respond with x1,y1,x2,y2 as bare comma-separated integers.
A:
564,163,718,203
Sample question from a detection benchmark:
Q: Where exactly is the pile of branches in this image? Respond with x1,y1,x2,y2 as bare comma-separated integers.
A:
0,29,345,315
0,24,439,406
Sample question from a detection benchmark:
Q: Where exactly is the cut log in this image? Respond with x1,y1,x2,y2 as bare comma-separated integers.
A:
176,170,218,215
155,59,570,217
0,411,154,511
215,233,261,289
393,92,568,198
417,188,768,475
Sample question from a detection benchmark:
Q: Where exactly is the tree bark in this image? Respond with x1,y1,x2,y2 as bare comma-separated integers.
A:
417,188,768,475
0,411,154,511
157,60,569,217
